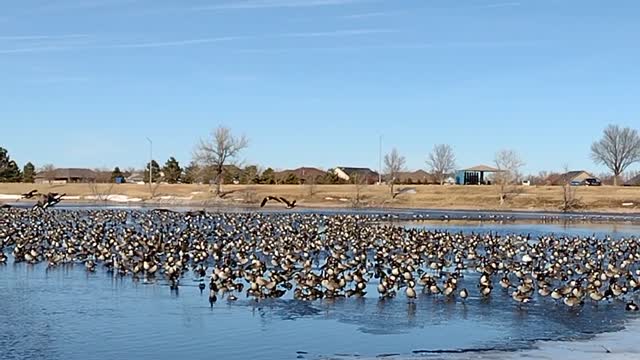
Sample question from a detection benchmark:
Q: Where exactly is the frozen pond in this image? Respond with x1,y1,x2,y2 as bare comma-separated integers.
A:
1,211,640,360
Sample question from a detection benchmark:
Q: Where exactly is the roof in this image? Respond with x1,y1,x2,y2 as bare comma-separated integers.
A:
625,174,640,186
336,167,379,176
460,165,501,172
35,168,97,180
395,170,437,183
547,170,594,185
276,167,327,180
126,172,145,181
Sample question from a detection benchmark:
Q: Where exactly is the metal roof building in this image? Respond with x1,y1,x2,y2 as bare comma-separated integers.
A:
455,165,502,185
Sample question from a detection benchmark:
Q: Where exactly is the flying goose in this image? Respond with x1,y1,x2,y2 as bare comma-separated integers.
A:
260,196,296,209
21,189,39,199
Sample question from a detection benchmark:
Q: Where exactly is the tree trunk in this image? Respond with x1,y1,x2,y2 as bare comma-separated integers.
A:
215,167,223,196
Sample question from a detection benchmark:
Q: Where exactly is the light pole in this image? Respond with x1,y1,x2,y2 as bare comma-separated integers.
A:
146,137,153,184
378,135,383,185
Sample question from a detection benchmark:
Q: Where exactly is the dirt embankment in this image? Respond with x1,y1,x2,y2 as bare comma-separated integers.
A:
0,183,639,212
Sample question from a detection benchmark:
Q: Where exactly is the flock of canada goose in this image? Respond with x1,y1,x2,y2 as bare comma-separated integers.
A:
1,207,640,313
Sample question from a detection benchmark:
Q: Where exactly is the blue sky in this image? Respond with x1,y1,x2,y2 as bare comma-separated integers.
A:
1,0,639,175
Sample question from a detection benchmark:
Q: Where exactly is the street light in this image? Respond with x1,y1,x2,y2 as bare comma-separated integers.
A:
146,137,153,184
378,135,383,185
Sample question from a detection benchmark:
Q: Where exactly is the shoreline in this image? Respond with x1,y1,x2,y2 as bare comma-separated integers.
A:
1,183,639,214
0,198,640,224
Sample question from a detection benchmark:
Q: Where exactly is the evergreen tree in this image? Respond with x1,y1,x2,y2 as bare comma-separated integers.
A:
182,161,200,184
283,173,300,184
143,160,161,183
240,165,260,184
222,166,241,185
22,162,36,183
162,157,182,184
110,167,124,183
0,147,22,182
318,170,340,184
260,168,276,184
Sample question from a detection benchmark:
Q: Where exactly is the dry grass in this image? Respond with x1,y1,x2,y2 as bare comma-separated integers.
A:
1,183,640,212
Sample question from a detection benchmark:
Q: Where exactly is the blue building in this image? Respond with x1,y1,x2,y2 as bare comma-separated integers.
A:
455,165,502,185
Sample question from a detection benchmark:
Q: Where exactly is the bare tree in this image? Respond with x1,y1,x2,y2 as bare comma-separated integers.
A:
494,149,525,205
384,148,406,197
40,164,56,183
88,181,115,202
350,172,368,207
193,126,249,197
560,165,580,211
426,144,456,185
591,124,640,186
305,175,317,198
625,169,640,184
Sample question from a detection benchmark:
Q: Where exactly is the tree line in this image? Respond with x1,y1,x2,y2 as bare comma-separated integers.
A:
2,124,639,189
0,147,36,183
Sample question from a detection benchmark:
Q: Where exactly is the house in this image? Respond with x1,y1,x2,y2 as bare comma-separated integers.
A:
275,167,327,184
547,171,595,186
395,170,437,184
35,168,97,184
126,172,146,184
625,174,640,186
455,165,502,185
333,167,380,184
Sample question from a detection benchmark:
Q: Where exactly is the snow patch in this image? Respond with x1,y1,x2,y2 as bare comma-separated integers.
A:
0,194,21,200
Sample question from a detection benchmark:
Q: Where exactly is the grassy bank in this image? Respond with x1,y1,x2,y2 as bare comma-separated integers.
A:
1,183,639,212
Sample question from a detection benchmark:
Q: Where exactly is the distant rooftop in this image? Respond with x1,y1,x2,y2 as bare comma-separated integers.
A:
460,165,501,172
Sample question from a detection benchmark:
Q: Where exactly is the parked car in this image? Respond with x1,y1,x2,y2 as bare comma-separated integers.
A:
583,178,602,186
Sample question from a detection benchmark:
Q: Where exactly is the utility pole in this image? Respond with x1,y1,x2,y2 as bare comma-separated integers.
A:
378,135,383,185
146,137,153,185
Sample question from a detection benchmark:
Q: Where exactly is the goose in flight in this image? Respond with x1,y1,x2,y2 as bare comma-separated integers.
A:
33,192,65,210
393,187,416,199
21,189,39,199
260,196,296,209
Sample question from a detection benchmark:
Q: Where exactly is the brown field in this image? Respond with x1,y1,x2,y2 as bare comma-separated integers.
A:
1,183,640,212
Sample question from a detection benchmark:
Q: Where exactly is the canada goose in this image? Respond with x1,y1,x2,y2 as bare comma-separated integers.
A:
260,196,279,207
21,189,38,199
459,288,469,301
406,286,417,300
209,289,217,306
626,301,639,311
260,196,297,209
512,290,531,304
4,208,640,317
563,296,583,307
33,192,65,210
499,276,511,289
392,187,416,199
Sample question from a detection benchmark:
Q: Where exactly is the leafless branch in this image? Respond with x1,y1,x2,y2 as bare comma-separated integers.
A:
494,149,525,206
384,148,406,197
193,126,248,196
427,144,456,185
591,124,640,186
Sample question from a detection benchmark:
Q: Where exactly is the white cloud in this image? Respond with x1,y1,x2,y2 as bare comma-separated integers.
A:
103,36,248,49
194,0,369,11
339,11,403,19
279,29,396,37
0,46,72,54
0,34,90,41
